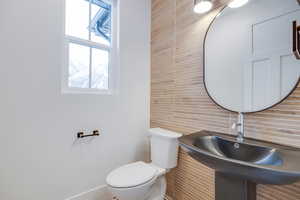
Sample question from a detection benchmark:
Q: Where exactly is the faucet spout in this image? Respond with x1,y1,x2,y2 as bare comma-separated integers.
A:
232,113,244,143
237,131,244,143
237,113,244,142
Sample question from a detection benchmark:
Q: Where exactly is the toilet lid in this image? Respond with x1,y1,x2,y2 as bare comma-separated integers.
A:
106,162,157,188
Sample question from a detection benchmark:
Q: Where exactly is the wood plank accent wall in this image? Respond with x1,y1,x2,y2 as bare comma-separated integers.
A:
151,0,300,199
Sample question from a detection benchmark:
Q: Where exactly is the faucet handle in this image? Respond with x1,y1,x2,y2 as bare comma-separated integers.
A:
231,122,241,130
232,123,237,130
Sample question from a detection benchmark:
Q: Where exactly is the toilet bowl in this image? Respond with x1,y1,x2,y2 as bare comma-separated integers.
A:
106,128,182,200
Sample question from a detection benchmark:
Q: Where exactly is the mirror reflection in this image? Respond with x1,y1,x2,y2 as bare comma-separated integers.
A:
204,0,300,113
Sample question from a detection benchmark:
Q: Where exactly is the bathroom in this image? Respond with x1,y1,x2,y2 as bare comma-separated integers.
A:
1,0,300,199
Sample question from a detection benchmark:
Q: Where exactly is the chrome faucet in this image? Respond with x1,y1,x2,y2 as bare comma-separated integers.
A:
231,113,244,143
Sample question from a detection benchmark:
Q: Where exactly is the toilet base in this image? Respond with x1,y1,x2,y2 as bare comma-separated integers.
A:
108,175,167,200
147,176,166,200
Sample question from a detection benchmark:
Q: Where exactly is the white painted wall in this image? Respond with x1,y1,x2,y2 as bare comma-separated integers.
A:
0,0,151,199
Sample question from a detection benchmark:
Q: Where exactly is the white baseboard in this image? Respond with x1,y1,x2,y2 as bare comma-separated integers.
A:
65,185,112,200
65,185,172,200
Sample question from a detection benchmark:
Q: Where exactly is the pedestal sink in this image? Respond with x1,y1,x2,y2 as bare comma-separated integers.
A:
179,130,300,200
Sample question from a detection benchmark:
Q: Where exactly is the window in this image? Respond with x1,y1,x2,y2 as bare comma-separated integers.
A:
63,0,116,94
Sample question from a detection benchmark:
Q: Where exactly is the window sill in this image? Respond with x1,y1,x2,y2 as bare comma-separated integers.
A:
61,88,114,95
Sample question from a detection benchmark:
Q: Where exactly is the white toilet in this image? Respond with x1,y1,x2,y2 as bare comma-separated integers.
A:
106,128,182,200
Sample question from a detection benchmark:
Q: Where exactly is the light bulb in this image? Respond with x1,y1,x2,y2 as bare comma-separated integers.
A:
194,0,213,14
228,0,249,8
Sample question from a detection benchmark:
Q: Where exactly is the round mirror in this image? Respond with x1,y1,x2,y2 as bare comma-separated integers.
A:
204,0,300,113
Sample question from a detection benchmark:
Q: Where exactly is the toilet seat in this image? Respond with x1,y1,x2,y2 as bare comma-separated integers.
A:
106,162,157,188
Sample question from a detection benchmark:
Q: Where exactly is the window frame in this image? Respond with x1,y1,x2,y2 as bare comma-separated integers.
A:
62,0,118,95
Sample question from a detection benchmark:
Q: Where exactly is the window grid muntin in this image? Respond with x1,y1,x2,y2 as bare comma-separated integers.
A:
64,0,112,91
66,39,110,89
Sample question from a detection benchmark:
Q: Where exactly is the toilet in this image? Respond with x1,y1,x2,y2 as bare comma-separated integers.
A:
106,128,182,200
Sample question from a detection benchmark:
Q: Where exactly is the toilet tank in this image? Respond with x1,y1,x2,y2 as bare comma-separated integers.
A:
149,128,182,169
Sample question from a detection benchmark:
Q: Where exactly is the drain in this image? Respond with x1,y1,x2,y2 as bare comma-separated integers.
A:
234,143,240,149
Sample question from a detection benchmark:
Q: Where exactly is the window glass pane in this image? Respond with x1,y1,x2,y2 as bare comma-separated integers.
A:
69,43,90,88
66,0,89,40
90,0,111,45
91,48,109,89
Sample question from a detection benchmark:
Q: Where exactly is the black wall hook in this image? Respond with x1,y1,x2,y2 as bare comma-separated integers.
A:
77,130,100,138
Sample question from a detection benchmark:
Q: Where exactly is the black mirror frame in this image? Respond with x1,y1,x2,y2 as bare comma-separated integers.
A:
203,1,300,114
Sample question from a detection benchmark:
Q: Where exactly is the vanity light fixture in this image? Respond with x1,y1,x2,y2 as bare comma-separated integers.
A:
193,0,213,14
228,0,249,8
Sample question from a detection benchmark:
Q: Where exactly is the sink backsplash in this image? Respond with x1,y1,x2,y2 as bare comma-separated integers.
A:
151,0,300,199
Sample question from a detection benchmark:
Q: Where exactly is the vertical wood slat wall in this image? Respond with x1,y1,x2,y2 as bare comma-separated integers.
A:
151,0,300,199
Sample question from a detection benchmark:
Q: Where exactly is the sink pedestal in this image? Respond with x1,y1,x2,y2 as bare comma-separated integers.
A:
215,172,256,200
